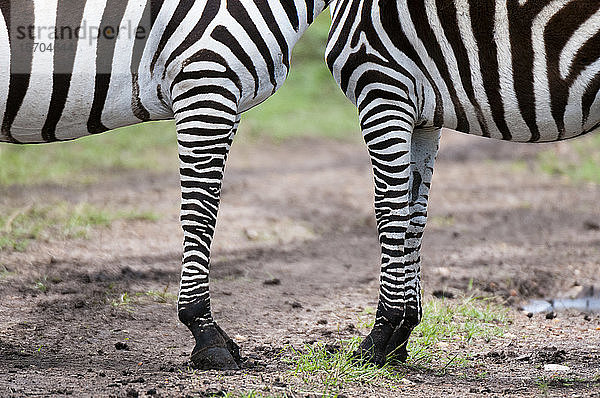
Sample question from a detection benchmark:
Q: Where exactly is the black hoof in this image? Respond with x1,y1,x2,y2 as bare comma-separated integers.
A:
385,326,411,364
214,323,242,364
386,344,409,364
352,335,386,367
352,325,412,367
189,325,241,370
191,346,239,370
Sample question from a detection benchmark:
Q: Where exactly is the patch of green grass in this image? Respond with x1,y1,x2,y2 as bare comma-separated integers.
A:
0,265,14,281
284,337,405,396
536,376,550,395
352,296,508,369
536,375,598,395
109,287,177,310
111,292,133,308
0,121,178,186
538,134,600,184
356,306,376,329
408,297,508,367
139,288,177,304
34,277,48,293
0,202,159,252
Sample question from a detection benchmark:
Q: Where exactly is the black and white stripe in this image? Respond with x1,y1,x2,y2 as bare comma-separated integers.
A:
0,0,328,369
326,0,600,365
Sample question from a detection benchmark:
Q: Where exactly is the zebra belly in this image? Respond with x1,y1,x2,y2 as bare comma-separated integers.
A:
433,82,600,143
4,104,147,144
0,70,167,144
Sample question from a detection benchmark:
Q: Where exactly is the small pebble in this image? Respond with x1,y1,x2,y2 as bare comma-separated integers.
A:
527,312,534,318
545,312,556,320
432,290,454,299
115,342,129,350
583,220,600,231
263,278,281,286
544,364,570,372
126,388,139,398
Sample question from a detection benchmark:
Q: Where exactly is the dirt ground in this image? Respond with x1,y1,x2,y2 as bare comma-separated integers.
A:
0,131,599,397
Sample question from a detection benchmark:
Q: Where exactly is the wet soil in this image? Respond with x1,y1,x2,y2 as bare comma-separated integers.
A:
0,131,599,397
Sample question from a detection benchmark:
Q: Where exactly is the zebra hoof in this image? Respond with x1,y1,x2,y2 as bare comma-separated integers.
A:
384,326,411,364
214,322,242,364
190,345,240,370
352,336,386,367
188,324,242,370
385,344,409,364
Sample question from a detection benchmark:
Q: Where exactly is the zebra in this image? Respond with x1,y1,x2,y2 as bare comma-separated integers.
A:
0,0,330,370
326,0,600,366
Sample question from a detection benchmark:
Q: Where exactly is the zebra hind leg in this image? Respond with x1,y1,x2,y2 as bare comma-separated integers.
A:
352,99,416,366
172,74,243,370
384,128,440,364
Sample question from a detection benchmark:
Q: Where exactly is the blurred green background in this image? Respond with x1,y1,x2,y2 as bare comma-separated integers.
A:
0,13,359,187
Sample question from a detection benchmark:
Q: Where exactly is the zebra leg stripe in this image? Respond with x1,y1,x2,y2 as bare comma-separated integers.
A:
355,96,417,366
172,70,242,370
384,128,440,362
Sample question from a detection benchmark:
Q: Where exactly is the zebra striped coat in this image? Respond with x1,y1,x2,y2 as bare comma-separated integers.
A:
326,0,600,365
0,0,328,370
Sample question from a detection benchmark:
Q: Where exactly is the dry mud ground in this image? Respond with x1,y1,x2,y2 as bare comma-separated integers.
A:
0,131,599,397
